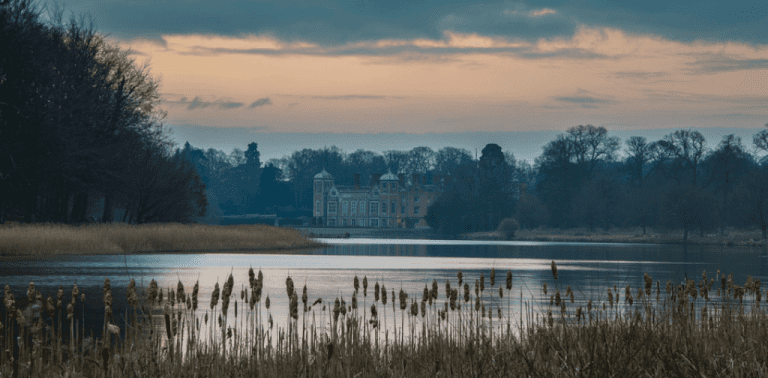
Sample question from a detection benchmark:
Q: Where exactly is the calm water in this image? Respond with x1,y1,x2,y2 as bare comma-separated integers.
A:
1,238,766,339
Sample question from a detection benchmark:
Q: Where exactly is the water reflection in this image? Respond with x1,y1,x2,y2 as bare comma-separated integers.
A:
1,240,766,343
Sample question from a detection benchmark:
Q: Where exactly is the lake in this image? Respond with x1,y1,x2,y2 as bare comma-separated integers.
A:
1,238,766,340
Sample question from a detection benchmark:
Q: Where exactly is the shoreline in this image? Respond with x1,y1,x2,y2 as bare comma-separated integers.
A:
463,228,768,247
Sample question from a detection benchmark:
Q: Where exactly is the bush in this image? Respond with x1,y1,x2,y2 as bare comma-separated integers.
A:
497,218,519,240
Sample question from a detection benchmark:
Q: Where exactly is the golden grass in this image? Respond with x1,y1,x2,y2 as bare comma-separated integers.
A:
2,267,768,377
0,222,324,255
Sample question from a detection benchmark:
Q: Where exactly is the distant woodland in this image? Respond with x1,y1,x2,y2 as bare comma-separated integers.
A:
4,0,768,240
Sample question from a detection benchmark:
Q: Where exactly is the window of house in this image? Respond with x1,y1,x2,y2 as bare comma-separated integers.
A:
360,201,365,215
373,188,379,195
351,219,356,227
314,182,322,194
351,201,357,215
342,201,348,215
370,201,378,215
328,218,336,227
414,195,420,203
370,218,378,227
391,202,396,214
414,206,420,216
381,202,386,214
328,202,337,214
381,182,386,193
316,201,321,214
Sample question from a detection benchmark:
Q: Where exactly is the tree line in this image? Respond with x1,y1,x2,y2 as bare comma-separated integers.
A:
190,124,768,240
0,0,206,224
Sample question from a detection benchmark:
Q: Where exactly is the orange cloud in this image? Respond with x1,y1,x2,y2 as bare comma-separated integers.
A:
116,26,768,134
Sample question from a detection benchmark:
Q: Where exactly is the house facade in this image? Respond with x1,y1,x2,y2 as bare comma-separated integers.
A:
312,169,444,228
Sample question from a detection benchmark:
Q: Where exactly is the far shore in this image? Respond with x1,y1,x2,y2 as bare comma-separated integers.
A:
0,222,325,256
465,227,768,247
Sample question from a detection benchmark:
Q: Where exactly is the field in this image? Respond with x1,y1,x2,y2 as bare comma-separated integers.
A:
0,223,324,256
1,264,767,377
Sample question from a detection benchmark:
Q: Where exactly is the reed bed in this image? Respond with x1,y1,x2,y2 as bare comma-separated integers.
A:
0,223,324,255
2,265,768,377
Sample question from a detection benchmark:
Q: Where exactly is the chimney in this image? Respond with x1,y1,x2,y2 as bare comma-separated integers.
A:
354,173,360,190
398,174,405,187
412,174,420,186
371,173,382,186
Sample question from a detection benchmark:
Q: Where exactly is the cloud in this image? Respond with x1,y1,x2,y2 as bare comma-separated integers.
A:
613,71,669,80
555,96,612,104
249,98,273,108
187,96,244,110
529,8,557,17
688,54,768,73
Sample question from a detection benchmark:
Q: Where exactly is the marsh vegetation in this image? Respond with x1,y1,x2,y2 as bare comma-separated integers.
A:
2,264,767,377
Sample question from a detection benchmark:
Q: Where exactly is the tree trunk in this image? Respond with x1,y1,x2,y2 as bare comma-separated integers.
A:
102,193,114,223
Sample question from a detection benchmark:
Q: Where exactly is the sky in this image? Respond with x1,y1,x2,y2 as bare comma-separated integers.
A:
57,0,768,161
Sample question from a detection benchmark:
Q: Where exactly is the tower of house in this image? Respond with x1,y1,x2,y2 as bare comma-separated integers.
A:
313,169,334,225
379,170,399,228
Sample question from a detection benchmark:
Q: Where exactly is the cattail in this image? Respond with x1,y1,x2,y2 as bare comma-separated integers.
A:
148,280,158,304
497,306,502,319
72,284,80,303
457,271,463,286
302,285,308,311
480,274,485,292
27,281,35,303
422,285,429,302
363,276,368,297
248,267,255,288
392,290,395,309
222,274,234,317
253,278,263,303
371,304,377,318
499,286,503,298
551,261,558,280
475,297,480,311
420,301,426,317
555,290,561,306
186,294,191,310
543,283,548,295
399,289,407,311
312,297,322,306
381,285,387,305
445,280,452,300
463,283,470,303
81,293,85,303
506,271,513,290
490,268,496,287
211,282,220,309
341,298,347,316
607,287,613,307
550,295,554,306
352,293,358,310
431,279,438,301
587,300,592,312
66,302,74,320
374,282,380,302
192,281,199,311
625,285,633,306
46,296,55,318
56,286,64,310
450,289,458,310
353,275,359,294
286,276,295,298
127,279,139,308
290,292,299,320
241,289,245,301
475,279,480,297
333,298,341,322
644,273,652,296
666,280,672,295
265,295,270,310
177,280,186,304
268,314,273,329
169,288,175,306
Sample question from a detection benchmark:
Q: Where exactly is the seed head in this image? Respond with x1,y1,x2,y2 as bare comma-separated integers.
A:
265,295,270,309
551,261,558,280
457,271,463,286
363,276,368,297
431,279,438,300
302,285,308,307
381,285,387,305
543,283,547,295
374,282,380,302
333,298,341,322
353,275,359,294
399,289,407,311
177,280,185,304
148,280,158,304
420,301,426,317
644,273,652,296
480,274,485,292
352,293,358,310
371,304,377,318
490,268,496,287
445,280,451,300
290,292,299,320
192,281,199,311
463,283,470,303
248,267,255,288
27,282,35,303
286,276,294,298
499,286,503,298
506,271,513,290
127,279,139,308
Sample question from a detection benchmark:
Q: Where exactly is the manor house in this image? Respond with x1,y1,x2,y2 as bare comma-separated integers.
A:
312,169,445,228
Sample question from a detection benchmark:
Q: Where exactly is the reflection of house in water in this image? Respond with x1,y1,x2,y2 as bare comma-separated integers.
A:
330,244,429,256
312,169,445,228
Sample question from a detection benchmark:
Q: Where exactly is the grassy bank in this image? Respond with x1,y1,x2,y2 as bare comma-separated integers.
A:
467,227,768,246
0,223,325,255
1,266,767,377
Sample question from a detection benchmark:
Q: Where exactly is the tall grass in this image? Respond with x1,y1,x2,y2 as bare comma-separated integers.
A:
0,223,324,255
1,265,768,377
